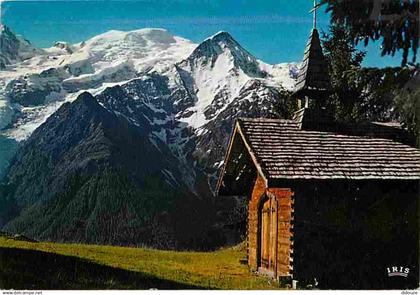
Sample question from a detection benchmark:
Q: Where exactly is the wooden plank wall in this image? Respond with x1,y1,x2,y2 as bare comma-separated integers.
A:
268,188,294,278
290,180,419,288
247,174,266,271
247,174,294,279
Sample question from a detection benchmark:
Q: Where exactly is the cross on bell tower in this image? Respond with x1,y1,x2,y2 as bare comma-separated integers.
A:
310,0,321,29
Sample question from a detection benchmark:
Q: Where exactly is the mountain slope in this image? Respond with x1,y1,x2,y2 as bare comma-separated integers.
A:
0,92,218,248
176,31,277,129
0,28,298,192
0,28,296,140
60,30,298,192
0,28,196,138
0,28,297,247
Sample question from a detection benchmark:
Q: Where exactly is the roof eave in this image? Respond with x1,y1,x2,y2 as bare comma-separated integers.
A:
215,121,240,196
216,119,269,196
236,122,269,187
267,176,420,186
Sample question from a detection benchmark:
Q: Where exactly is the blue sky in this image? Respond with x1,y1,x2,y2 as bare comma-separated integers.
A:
2,0,403,67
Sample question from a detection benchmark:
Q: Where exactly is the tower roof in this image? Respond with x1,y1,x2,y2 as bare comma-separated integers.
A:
293,28,331,98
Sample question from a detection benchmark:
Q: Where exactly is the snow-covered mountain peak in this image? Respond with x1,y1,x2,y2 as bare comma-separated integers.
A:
203,30,236,44
124,28,178,44
65,28,197,74
175,31,276,129
183,30,265,78
0,27,299,192
83,28,180,48
0,27,297,143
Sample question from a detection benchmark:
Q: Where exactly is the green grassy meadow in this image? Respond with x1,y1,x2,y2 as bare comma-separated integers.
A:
0,237,282,290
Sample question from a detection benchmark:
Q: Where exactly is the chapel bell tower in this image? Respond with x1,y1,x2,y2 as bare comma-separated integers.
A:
292,0,332,129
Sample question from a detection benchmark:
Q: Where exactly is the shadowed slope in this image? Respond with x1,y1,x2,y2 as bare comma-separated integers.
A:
0,237,280,290
0,247,201,290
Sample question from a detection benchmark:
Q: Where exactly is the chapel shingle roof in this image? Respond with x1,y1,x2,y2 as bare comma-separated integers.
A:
235,118,420,180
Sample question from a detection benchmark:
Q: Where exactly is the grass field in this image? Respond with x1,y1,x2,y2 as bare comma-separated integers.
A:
0,237,282,290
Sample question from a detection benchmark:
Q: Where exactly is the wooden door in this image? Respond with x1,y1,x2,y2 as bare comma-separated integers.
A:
259,194,278,274
261,199,270,268
269,196,278,271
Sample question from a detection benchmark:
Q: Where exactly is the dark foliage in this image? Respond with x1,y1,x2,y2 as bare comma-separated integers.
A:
394,72,420,145
321,23,366,122
321,0,419,66
321,23,414,123
274,88,296,120
0,184,18,226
